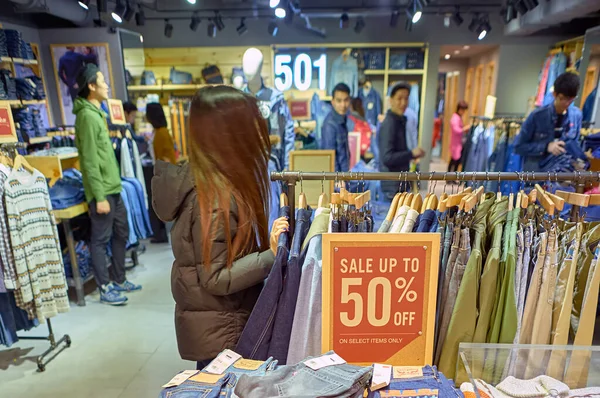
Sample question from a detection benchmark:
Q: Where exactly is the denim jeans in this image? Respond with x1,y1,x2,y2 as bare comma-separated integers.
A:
269,208,312,364
367,366,461,398
234,351,372,398
159,373,232,398
236,206,291,360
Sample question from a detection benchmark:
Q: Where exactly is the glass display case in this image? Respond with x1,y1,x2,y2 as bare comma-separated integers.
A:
458,343,600,397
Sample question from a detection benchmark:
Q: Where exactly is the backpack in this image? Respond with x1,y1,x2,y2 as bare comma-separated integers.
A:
202,64,224,84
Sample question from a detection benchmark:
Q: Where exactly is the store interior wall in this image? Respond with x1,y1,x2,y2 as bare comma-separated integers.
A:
495,45,551,115
466,47,500,116
420,45,441,174
439,59,469,107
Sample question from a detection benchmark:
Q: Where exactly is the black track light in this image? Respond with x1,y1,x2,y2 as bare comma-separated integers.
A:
237,18,248,36
468,15,480,32
285,2,295,25
164,19,173,38
390,10,400,27
420,0,430,6
135,5,145,26
503,3,517,24
214,12,225,31
515,0,528,15
111,0,126,23
97,0,107,13
340,13,350,29
452,8,463,26
405,18,413,32
354,17,365,33
78,0,90,10
190,14,200,31
207,21,217,38
123,0,135,22
268,21,278,36
406,0,422,24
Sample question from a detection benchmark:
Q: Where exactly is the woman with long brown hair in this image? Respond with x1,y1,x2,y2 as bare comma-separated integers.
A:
152,86,288,369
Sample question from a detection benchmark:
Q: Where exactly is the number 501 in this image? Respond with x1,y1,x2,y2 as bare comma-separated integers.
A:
274,53,326,92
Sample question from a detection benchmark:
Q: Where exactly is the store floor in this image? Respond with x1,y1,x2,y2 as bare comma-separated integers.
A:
0,242,192,398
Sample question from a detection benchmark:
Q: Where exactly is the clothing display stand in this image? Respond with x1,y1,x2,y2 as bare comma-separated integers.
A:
271,171,594,229
17,319,71,372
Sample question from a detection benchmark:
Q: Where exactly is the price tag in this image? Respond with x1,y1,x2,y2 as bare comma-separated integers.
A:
393,366,424,379
204,349,242,374
304,353,346,370
380,389,438,398
371,363,392,391
322,234,440,365
162,370,198,388
189,373,224,384
233,359,264,371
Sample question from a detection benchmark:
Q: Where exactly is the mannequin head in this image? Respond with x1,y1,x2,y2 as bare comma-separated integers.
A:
243,48,264,92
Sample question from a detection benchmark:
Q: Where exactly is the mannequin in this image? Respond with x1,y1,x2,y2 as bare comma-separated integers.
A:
330,48,358,96
242,48,294,170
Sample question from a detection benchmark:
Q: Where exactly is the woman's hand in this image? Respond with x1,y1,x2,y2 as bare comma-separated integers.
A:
270,216,289,255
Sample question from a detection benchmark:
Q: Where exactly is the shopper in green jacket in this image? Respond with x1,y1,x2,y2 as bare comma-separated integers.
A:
73,64,141,306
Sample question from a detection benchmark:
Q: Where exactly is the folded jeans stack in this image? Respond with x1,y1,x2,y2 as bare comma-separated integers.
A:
49,168,85,210
363,50,386,70
62,240,91,281
31,108,46,137
368,365,463,398
4,30,24,59
389,53,407,70
406,50,425,69
12,107,36,141
28,76,45,99
0,30,7,57
234,351,373,398
15,78,36,100
1,69,17,100
22,42,34,60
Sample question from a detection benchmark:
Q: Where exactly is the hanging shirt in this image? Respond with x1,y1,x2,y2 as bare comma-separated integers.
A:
329,54,359,96
404,107,419,150
358,87,382,127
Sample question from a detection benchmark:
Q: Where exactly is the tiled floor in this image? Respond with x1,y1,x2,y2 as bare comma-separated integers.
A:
0,242,192,398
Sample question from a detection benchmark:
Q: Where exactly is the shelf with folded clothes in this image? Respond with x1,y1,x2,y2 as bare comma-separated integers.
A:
0,98,46,107
127,83,214,92
0,56,38,65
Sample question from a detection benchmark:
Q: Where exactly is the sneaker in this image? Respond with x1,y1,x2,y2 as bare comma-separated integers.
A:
100,283,128,306
113,280,142,293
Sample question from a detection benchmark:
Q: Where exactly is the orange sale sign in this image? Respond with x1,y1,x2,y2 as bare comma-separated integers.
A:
322,234,439,366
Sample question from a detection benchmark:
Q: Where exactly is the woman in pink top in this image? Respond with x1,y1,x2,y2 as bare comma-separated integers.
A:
448,101,472,173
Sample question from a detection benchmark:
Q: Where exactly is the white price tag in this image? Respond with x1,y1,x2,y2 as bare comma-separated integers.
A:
204,349,242,374
162,370,198,388
304,353,347,370
371,363,392,391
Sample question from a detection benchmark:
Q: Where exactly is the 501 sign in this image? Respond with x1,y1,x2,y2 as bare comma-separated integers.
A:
274,53,326,92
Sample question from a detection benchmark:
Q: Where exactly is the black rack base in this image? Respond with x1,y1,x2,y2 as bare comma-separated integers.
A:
17,319,71,372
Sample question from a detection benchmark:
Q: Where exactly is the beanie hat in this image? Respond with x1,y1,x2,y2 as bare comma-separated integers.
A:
76,63,100,94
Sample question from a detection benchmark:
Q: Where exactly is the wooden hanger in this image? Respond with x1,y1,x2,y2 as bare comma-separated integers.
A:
13,153,35,174
347,193,357,207
555,190,589,208
394,193,408,217
298,192,307,209
280,192,288,207
462,186,485,213
331,192,341,205
534,184,555,216
403,193,414,207
427,194,439,211
411,193,423,212
545,190,565,211
318,192,329,208
445,187,473,208
385,193,401,222
355,191,371,210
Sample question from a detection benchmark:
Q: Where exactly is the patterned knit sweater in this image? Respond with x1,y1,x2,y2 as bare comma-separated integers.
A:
4,169,69,322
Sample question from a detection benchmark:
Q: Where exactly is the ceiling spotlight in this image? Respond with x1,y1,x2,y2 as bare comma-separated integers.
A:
135,5,145,26
207,21,217,38
452,8,463,26
97,0,107,13
123,0,135,22
268,21,278,36
444,54,451,60
270,0,280,8
406,0,422,24
477,18,491,40
111,0,126,23
354,17,366,33
78,0,90,10
454,50,460,54
390,10,400,27
444,15,450,28
340,13,350,29
164,19,173,38
405,19,413,32
237,18,248,36
275,7,286,19
214,12,225,31
187,0,197,4
515,0,528,15
139,35,143,43
190,13,200,31
468,15,480,32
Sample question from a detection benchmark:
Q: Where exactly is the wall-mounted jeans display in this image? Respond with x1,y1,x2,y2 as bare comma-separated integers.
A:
234,351,372,398
0,30,7,58
3,30,24,59
236,206,291,360
1,69,17,100
367,366,462,398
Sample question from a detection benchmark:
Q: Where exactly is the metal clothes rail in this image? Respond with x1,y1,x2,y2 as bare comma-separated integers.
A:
271,171,598,229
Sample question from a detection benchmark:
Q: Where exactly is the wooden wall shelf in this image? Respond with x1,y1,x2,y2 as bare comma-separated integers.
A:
0,56,38,65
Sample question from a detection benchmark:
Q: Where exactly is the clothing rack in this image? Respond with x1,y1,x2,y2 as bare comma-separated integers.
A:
271,171,596,229
0,141,72,372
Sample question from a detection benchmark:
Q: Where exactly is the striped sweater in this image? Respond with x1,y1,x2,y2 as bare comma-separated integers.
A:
4,169,69,322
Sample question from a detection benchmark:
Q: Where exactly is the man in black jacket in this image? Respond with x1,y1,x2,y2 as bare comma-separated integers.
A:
378,82,425,198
